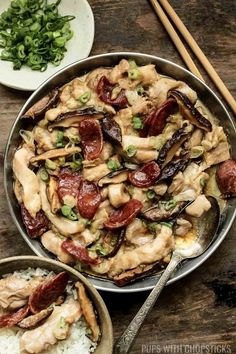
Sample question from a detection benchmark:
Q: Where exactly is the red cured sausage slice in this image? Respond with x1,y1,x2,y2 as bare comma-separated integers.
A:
77,180,101,219
29,272,69,314
128,161,161,188
97,76,128,108
57,168,82,203
78,118,103,160
140,98,177,137
21,205,49,239
0,305,29,328
216,159,236,196
61,239,99,265
104,199,143,229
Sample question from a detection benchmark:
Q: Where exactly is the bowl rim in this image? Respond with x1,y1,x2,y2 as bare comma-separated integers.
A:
4,51,236,293
0,255,113,351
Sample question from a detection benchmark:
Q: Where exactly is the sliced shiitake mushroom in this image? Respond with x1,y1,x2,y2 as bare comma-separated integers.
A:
113,261,165,286
100,115,122,146
142,200,187,222
17,307,53,329
93,229,125,258
157,126,190,167
21,89,59,119
98,169,128,187
169,90,212,132
157,156,189,182
30,146,81,164
48,108,105,131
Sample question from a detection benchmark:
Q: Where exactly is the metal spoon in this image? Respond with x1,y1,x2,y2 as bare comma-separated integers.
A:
113,196,220,354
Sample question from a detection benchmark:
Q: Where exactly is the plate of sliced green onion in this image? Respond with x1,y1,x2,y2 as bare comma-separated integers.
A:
0,0,94,91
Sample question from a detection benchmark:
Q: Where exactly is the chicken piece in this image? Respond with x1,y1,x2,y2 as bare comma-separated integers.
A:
100,142,114,161
126,219,154,246
204,141,230,167
149,77,197,107
175,218,192,236
39,176,85,236
135,149,158,163
83,155,120,181
20,299,81,354
0,276,43,310
201,126,227,152
13,179,23,203
91,200,112,233
108,183,130,208
47,177,61,214
41,230,74,264
153,183,168,196
168,163,209,200
114,107,134,135
12,146,41,218
188,128,203,148
45,107,64,122
86,67,111,91
139,64,160,85
185,195,211,218
76,282,100,342
109,225,174,276
33,126,57,151
109,59,130,83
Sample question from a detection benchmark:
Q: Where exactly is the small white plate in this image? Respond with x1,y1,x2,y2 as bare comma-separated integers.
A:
0,0,94,91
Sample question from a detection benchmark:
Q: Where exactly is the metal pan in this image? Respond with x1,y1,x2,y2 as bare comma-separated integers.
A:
4,52,236,293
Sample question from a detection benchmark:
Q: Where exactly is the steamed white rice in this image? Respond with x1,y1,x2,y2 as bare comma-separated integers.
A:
0,268,97,354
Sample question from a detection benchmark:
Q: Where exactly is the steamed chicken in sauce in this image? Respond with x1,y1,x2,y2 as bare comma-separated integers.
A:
12,59,236,286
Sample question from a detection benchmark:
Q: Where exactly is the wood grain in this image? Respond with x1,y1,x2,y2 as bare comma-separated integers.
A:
0,1,235,353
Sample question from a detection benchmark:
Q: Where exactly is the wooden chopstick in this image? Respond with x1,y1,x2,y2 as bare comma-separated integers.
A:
148,0,204,81
157,0,236,115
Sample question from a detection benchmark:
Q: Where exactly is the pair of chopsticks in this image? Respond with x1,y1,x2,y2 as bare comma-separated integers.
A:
149,0,236,115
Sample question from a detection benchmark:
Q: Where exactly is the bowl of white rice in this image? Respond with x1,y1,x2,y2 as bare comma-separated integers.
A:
0,256,113,354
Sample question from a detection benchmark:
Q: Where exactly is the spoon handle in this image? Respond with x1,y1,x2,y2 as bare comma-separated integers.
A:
113,252,183,354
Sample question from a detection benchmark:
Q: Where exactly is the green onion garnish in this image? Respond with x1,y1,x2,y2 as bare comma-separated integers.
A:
61,205,78,221
132,116,143,130
128,68,141,80
126,145,137,157
146,190,156,200
40,168,49,182
107,160,120,171
79,91,91,104
45,159,57,170
0,0,75,71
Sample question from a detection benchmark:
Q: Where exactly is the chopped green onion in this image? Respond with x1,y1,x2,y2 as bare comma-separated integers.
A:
164,200,177,211
61,205,78,221
136,85,144,95
146,189,156,200
55,130,64,147
78,91,91,104
148,222,159,233
95,244,108,256
45,159,57,170
70,153,83,171
40,168,49,182
128,68,142,80
107,160,120,171
126,145,137,157
160,221,173,228
0,0,75,71
132,116,143,130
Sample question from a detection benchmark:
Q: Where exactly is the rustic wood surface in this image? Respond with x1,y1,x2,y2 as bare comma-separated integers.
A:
0,1,235,353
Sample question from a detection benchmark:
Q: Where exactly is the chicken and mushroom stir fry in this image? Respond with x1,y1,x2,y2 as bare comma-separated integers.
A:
0,268,100,353
12,59,236,286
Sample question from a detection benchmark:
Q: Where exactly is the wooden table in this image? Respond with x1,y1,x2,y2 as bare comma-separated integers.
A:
0,1,235,353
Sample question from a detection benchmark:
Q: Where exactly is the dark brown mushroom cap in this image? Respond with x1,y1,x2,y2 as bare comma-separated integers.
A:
169,90,212,132
142,201,187,222
157,156,189,182
157,126,190,167
99,229,125,258
48,107,105,131
100,115,122,145
113,261,165,286
21,89,59,119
